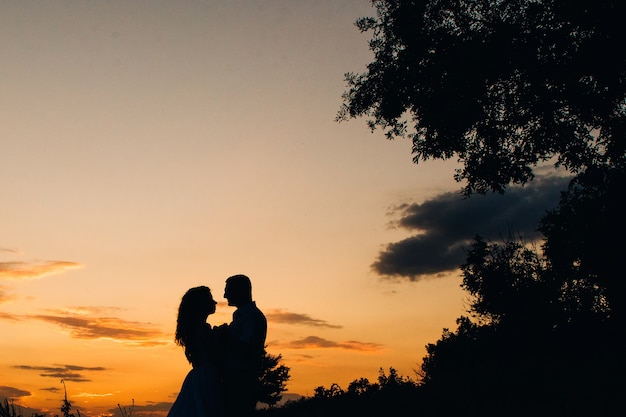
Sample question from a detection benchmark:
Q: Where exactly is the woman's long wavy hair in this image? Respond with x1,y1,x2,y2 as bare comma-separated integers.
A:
175,286,213,362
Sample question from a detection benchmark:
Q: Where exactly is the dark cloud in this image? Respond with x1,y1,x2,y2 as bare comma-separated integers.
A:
0,386,31,399
265,309,342,328
13,364,105,383
276,335,383,352
374,176,570,281
28,307,168,346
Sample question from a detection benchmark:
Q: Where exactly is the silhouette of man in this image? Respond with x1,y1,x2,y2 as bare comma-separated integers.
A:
219,274,267,417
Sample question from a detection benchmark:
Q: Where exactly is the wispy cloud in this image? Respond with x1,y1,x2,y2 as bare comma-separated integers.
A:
0,248,21,254
274,335,383,352
28,307,168,347
0,260,82,280
47,306,126,316
0,285,18,304
0,311,22,322
0,385,31,399
74,392,114,398
265,309,342,328
13,364,105,383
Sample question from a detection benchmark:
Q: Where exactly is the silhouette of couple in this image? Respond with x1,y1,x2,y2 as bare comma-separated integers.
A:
167,274,267,417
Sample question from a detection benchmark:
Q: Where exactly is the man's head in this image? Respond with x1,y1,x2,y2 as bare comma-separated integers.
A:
224,274,253,307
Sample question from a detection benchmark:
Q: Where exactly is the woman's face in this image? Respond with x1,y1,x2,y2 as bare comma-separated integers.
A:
207,295,217,315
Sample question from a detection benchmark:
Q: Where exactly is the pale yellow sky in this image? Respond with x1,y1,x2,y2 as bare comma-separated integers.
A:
1,1,473,416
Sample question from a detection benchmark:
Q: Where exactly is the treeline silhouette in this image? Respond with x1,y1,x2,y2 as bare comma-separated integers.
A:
258,171,624,416
257,368,422,417
261,0,625,415
259,249,622,417
260,323,621,416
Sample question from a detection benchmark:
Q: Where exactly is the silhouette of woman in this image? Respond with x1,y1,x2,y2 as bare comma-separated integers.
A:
167,286,224,417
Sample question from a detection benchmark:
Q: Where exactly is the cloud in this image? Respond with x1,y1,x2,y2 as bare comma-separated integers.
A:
0,311,22,322
0,386,31,399
0,306,168,345
13,364,105,383
0,260,82,280
275,336,383,352
0,285,18,304
0,248,20,254
265,309,342,328
373,176,570,281
108,401,173,417
27,306,169,347
74,392,114,398
286,353,316,363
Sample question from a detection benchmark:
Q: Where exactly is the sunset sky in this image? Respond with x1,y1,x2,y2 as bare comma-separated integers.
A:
1,1,569,416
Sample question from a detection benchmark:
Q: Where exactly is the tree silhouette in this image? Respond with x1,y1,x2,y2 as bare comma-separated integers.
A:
461,235,566,330
346,378,373,396
338,0,626,195
540,166,625,323
0,399,22,417
259,368,420,417
337,1,626,415
60,380,80,417
313,383,344,399
257,351,290,408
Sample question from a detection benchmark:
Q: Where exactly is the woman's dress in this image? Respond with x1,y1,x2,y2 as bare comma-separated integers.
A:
167,324,224,417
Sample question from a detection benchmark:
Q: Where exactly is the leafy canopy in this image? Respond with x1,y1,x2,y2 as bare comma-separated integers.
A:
338,0,626,194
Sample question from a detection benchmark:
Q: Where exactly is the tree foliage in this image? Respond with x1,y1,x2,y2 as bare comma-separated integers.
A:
257,352,290,408
338,0,626,194
540,166,625,321
260,368,420,417
0,399,22,417
414,215,622,416
336,2,626,415
460,236,559,329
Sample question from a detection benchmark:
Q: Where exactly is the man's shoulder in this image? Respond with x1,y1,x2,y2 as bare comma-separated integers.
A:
236,302,266,323
252,302,266,318
236,302,262,315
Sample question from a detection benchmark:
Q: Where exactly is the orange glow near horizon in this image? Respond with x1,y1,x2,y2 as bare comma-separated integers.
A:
1,2,467,416
3,266,464,416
